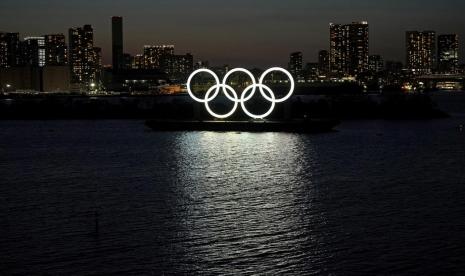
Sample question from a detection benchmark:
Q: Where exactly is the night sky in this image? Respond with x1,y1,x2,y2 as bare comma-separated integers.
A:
1,0,465,67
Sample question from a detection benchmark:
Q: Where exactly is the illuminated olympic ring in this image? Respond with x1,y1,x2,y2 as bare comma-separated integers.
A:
186,67,295,119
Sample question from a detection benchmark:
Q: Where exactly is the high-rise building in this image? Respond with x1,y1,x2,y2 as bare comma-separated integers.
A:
329,21,369,75
112,16,124,71
44,34,67,65
23,36,46,67
0,37,6,68
143,45,174,69
406,31,436,74
318,50,330,74
349,22,369,74
289,51,303,78
330,23,349,74
438,34,459,74
368,55,384,73
93,47,102,87
69,24,96,87
0,32,21,68
161,53,193,81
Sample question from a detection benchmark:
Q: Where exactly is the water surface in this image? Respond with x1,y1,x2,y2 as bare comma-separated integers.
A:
1,118,465,274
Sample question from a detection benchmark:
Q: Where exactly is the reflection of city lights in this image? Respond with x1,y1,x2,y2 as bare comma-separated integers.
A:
187,67,295,119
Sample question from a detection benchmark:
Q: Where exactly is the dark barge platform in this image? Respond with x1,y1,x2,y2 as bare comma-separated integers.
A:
145,119,339,133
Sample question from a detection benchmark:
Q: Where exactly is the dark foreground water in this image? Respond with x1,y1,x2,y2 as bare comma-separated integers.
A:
1,117,465,275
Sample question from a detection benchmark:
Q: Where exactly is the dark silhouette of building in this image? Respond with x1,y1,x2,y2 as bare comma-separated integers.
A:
105,68,169,92
22,36,46,67
330,21,369,76
385,61,403,73
0,32,21,68
289,52,303,79
438,34,459,74
44,34,67,65
406,31,436,75
112,16,124,72
123,53,132,69
69,24,97,90
93,47,102,89
318,50,329,74
0,66,70,92
160,53,193,82
305,62,319,80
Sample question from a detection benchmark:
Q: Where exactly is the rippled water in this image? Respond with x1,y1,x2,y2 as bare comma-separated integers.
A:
1,117,465,274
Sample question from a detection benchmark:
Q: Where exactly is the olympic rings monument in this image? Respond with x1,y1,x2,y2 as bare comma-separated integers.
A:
187,67,294,120
145,67,339,133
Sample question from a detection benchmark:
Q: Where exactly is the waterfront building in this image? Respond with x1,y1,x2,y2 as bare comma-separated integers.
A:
406,31,436,74
160,53,193,82
0,32,21,68
44,34,67,65
438,34,459,74
369,55,384,73
112,16,124,72
143,45,174,69
68,24,97,89
318,50,330,74
22,36,46,67
330,21,369,75
289,52,303,79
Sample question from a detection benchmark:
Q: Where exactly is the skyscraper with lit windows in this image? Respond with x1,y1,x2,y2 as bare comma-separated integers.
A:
44,34,67,66
68,24,96,88
438,34,458,74
23,36,46,67
161,53,193,81
406,31,436,74
349,22,369,75
289,52,303,78
0,32,21,68
318,50,330,74
329,22,369,75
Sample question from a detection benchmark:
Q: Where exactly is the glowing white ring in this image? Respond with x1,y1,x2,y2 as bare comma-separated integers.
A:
186,67,294,119
222,68,256,102
204,84,238,119
240,84,276,119
187,68,220,103
259,67,295,103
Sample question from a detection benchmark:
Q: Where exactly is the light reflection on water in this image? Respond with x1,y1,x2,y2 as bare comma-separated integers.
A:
1,119,465,274
170,132,323,273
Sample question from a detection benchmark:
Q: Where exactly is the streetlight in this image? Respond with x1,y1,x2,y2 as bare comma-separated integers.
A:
90,83,96,94
3,84,12,93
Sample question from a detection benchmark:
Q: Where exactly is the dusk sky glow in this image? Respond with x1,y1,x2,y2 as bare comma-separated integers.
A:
1,0,465,67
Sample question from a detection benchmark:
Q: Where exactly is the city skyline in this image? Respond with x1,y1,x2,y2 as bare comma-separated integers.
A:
1,0,465,67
